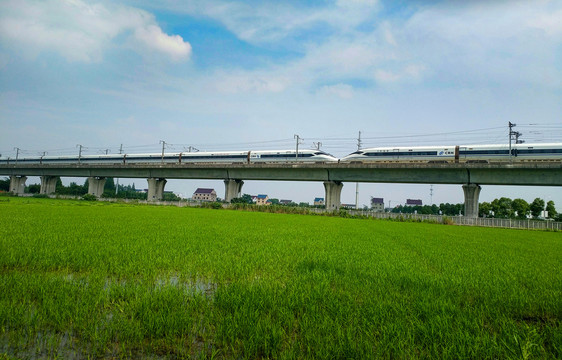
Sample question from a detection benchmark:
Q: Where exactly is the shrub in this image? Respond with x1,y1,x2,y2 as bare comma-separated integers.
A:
82,194,98,201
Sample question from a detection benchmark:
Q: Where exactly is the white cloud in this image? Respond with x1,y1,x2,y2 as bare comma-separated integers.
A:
374,64,425,83
318,84,354,99
374,69,400,83
528,8,562,36
147,0,380,44
134,25,191,62
399,2,562,88
0,0,191,62
213,72,289,94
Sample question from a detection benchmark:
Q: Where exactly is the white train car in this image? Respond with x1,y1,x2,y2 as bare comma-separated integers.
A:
0,149,338,165
341,146,457,163
341,143,562,163
249,149,338,163
459,143,562,162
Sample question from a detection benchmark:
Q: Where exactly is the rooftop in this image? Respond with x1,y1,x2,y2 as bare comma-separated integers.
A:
194,188,215,194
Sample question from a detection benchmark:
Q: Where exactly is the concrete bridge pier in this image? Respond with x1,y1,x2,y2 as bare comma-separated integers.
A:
40,176,59,195
147,178,167,201
88,177,106,197
224,179,244,202
463,183,481,218
324,181,343,210
10,175,27,195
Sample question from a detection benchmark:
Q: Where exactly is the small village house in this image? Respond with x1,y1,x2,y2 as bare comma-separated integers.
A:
255,194,269,205
313,197,325,206
371,197,385,212
192,188,217,202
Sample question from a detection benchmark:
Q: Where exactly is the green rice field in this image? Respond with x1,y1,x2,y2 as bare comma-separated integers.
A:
0,196,561,359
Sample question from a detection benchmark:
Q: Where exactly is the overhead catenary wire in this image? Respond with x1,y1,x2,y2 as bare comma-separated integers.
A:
1,125,560,158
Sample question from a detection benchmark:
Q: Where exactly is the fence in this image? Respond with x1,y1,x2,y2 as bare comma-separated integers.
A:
343,209,562,231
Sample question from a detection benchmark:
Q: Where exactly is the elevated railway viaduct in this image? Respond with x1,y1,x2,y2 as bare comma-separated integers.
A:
1,162,561,217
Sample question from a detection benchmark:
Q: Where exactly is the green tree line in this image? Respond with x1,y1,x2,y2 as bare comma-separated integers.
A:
391,197,559,220
0,177,179,201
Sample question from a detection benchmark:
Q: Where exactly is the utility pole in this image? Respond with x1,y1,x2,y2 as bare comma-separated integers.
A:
355,131,362,209
13,147,21,164
508,122,524,161
430,185,434,205
116,143,123,195
159,140,166,163
76,144,83,164
294,134,303,159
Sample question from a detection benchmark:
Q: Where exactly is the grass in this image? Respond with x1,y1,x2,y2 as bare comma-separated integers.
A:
0,196,561,359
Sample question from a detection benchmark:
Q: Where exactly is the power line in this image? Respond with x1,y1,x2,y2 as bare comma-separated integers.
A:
2,125,560,158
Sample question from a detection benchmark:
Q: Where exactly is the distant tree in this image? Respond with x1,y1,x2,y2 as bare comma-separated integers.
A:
298,202,310,208
491,197,514,218
0,177,10,192
530,198,545,218
231,194,253,204
479,202,492,217
439,203,463,216
112,184,147,199
430,204,439,215
104,177,116,193
55,180,87,196
545,201,557,219
511,198,530,219
55,178,64,192
163,192,181,201
269,198,280,205
26,184,41,194
418,205,434,215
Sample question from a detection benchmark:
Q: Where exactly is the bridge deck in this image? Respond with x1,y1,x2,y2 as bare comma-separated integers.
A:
1,162,560,186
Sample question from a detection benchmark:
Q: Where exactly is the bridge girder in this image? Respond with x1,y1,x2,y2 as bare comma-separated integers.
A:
1,163,560,186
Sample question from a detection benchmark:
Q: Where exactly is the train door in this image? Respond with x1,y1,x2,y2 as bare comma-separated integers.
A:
454,146,459,163
393,149,400,160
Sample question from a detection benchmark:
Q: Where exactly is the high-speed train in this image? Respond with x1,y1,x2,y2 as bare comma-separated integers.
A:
341,143,562,163
0,149,339,165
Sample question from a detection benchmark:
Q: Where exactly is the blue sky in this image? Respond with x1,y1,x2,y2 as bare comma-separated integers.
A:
1,0,561,208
